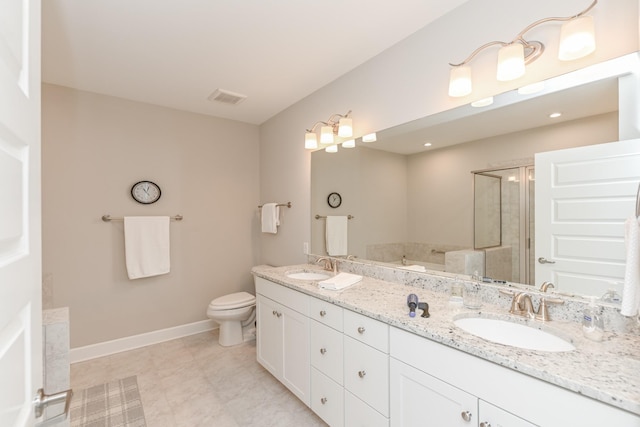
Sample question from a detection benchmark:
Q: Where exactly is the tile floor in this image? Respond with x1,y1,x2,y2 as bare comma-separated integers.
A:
70,330,327,426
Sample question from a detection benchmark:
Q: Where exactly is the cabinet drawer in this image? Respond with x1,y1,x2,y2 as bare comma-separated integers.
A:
311,368,344,427
345,391,389,427
255,277,309,316
310,320,344,384
309,297,343,331
344,309,389,352
344,336,389,417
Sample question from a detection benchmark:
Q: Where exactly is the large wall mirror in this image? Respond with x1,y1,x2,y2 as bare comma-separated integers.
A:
311,52,639,300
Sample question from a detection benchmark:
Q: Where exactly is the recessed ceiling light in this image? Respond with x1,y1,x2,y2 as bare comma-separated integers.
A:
549,112,562,118
423,142,432,147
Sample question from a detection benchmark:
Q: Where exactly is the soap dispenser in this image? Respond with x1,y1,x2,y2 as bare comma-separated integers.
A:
582,296,604,342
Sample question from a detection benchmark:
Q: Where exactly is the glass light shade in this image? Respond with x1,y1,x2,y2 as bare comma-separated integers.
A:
320,125,334,144
305,132,318,149
497,43,525,81
362,133,377,143
558,15,596,61
448,65,472,97
338,117,353,137
342,139,355,148
325,144,338,153
471,97,493,107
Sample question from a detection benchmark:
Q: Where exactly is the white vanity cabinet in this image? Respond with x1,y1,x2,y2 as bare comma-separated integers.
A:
255,277,310,405
390,327,639,427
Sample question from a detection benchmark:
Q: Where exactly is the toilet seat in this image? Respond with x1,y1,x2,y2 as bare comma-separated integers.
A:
209,291,256,310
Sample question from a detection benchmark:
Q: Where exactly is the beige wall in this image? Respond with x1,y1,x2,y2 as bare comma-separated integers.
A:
42,85,260,347
258,0,639,267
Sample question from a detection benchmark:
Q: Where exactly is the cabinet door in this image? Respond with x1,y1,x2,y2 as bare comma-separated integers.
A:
479,400,538,427
311,368,344,427
390,358,477,427
281,303,310,405
345,391,389,427
256,295,282,377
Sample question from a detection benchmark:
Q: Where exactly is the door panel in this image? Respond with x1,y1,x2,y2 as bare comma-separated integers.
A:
536,139,640,296
0,0,41,425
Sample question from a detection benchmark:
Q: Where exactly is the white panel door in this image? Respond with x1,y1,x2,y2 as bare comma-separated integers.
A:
0,0,42,426
536,139,640,296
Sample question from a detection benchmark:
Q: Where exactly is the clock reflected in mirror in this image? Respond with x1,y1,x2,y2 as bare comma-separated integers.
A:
131,180,161,204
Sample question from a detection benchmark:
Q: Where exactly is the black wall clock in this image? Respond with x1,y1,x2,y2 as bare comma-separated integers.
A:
327,192,342,208
131,180,161,204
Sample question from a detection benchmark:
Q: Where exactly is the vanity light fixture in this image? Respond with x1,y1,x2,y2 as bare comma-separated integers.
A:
471,97,494,107
362,133,377,143
304,110,353,149
448,0,597,98
342,139,356,148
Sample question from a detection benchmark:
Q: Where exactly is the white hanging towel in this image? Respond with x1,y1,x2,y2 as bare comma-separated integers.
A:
621,215,640,316
326,216,348,256
124,216,171,280
261,203,280,234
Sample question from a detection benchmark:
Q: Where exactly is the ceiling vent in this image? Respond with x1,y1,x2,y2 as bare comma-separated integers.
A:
207,89,247,105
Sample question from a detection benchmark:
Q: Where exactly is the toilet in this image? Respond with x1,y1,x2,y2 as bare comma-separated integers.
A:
207,292,256,347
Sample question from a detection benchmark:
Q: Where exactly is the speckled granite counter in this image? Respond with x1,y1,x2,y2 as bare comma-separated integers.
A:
252,263,640,417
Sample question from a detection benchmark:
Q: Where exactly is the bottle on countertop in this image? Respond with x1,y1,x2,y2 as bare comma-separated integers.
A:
582,296,604,342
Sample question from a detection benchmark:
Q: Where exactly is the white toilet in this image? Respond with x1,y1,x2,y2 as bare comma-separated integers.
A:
207,291,256,347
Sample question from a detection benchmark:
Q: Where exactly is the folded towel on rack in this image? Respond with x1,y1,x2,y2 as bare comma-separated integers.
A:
261,203,280,234
326,216,348,256
621,215,640,316
124,216,170,280
318,272,363,291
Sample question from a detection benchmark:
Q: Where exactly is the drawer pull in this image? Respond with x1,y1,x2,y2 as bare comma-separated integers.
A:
321,397,328,405
319,310,327,317
461,411,472,422
480,423,492,427
320,348,327,355
358,370,366,378
357,326,365,334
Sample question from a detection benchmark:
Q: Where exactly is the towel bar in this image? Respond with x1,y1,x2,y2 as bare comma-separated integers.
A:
258,202,291,209
315,214,355,220
102,214,183,222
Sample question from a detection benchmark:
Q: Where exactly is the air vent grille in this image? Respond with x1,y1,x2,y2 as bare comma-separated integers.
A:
207,89,247,105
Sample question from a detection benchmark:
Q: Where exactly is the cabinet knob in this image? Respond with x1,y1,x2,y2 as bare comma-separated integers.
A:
321,397,328,405
357,326,366,334
320,348,327,355
358,370,366,378
480,423,492,427
461,411,472,422
272,310,277,316
319,310,326,317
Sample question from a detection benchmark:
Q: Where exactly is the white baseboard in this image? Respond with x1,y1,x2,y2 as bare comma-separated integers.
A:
70,319,217,364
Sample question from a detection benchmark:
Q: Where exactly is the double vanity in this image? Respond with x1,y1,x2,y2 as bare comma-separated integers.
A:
252,261,640,427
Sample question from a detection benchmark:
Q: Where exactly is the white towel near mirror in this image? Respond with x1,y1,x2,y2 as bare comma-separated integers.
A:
621,215,640,317
326,216,347,256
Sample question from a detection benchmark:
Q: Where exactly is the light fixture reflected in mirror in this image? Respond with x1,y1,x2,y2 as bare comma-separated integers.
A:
362,133,377,143
342,139,355,148
449,0,597,98
304,110,352,149
325,144,338,153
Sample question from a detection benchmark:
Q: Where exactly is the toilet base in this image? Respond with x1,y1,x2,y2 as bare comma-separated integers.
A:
219,322,256,347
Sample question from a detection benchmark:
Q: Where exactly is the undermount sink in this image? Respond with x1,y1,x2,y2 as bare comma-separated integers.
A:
454,316,575,352
286,271,331,281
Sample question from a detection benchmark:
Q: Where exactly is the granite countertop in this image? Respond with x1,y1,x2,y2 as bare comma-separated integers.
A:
252,263,640,416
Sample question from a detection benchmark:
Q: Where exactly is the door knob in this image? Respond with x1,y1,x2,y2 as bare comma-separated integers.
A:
538,257,556,264
33,388,73,427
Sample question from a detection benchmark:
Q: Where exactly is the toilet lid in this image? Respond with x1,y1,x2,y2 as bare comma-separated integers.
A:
210,291,256,309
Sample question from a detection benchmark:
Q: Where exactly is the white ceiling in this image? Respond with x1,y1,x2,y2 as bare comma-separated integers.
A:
42,0,470,125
